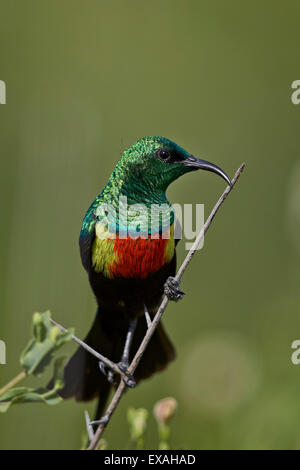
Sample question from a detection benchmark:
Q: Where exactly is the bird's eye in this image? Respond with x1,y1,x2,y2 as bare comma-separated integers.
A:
157,149,171,161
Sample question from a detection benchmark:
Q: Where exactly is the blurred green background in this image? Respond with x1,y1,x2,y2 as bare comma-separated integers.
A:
1,0,300,450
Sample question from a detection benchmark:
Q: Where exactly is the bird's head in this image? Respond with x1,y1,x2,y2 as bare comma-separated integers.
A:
118,136,231,193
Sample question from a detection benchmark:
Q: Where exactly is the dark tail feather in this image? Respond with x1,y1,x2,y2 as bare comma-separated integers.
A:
52,314,112,420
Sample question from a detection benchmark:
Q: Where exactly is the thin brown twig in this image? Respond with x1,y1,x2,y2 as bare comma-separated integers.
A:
49,318,129,382
87,162,245,450
84,410,95,442
0,370,27,397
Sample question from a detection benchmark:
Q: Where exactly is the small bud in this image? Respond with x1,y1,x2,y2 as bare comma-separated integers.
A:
32,312,42,324
153,397,177,425
32,312,45,342
127,407,148,441
49,325,60,342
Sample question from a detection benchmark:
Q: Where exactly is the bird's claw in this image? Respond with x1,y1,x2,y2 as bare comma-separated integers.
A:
117,361,136,388
98,361,117,385
98,360,136,388
164,276,185,301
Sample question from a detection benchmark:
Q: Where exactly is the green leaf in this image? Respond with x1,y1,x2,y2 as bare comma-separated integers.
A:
20,311,73,376
0,356,66,412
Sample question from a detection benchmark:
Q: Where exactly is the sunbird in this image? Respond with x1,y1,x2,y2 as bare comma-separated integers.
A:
59,136,231,421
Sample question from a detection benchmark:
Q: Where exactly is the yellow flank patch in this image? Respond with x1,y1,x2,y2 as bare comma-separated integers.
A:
164,223,175,263
91,223,119,277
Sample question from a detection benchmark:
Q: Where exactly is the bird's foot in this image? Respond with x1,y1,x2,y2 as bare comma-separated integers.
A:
98,361,116,385
98,360,136,388
164,276,185,302
117,361,136,388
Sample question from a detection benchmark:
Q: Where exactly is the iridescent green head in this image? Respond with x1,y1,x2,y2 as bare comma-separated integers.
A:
115,136,231,194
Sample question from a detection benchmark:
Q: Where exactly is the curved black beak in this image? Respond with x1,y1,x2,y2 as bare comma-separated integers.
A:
183,155,232,187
